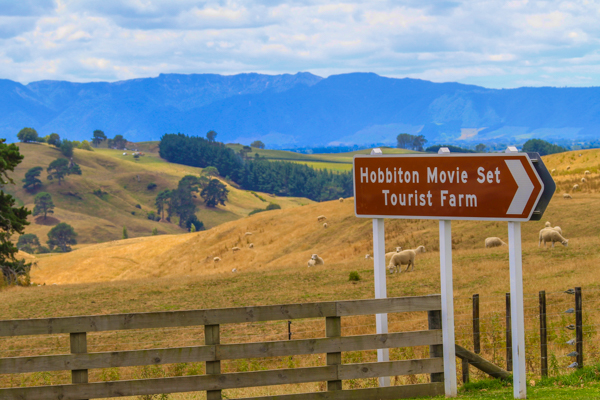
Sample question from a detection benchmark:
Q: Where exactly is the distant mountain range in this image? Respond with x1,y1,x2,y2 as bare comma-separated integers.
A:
2,72,599,148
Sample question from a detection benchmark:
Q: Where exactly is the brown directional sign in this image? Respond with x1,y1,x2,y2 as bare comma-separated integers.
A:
354,153,547,221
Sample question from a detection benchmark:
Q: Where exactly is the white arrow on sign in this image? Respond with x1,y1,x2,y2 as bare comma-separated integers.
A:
505,160,535,215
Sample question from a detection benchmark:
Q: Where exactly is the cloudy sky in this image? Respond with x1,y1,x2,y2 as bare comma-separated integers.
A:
1,0,599,88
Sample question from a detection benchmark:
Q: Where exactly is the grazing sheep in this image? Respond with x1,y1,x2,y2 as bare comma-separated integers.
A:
581,178,586,183
214,257,221,262
573,184,579,191
551,169,556,174
539,228,568,247
311,254,324,265
545,221,551,227
317,215,327,222
384,246,403,258
323,223,328,228
232,268,237,273
579,154,582,157
567,166,571,170
365,254,371,259
585,170,591,175
307,259,316,267
563,193,572,199
245,232,253,236
339,198,344,202
249,243,254,248
388,246,426,273
485,237,507,248
232,247,241,252
551,226,563,235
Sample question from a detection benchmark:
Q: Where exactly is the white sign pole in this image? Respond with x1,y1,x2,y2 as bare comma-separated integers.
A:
508,221,527,399
439,219,457,397
372,217,390,387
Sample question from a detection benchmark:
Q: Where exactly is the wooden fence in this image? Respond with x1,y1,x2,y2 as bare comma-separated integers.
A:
0,295,446,400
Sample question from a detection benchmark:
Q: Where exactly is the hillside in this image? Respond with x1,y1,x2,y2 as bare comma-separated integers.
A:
6,143,311,245
3,73,600,148
29,148,600,289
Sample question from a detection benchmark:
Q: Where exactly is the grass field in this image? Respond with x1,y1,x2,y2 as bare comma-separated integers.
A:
3,148,600,397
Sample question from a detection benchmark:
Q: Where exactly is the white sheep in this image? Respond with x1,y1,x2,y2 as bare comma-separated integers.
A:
567,166,571,170
581,178,586,183
245,232,253,236
311,254,324,265
249,243,254,248
384,247,403,262
539,228,568,247
323,223,328,228
232,268,237,273
307,259,316,267
545,221,551,228
339,198,344,202
563,193,572,199
388,246,426,273
485,237,507,248
232,247,241,252
584,170,591,175
551,169,556,174
551,226,563,235
317,215,327,222
214,257,221,262
573,184,579,191
365,254,371,259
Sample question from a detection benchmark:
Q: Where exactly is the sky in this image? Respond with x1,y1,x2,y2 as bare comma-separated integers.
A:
1,0,600,88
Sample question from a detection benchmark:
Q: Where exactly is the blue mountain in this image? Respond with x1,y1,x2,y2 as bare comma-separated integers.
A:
1,72,599,148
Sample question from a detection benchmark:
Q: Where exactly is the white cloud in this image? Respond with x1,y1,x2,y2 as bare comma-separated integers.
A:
1,0,600,87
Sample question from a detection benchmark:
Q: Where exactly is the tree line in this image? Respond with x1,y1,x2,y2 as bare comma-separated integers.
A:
159,133,353,201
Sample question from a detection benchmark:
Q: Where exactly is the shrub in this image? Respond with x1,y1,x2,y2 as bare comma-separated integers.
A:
266,202,281,210
152,227,158,236
349,271,361,282
248,208,266,216
147,182,157,190
135,204,141,209
147,211,161,221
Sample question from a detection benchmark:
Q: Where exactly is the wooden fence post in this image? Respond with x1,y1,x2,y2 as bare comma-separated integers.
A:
205,324,221,400
70,332,88,400
506,293,512,372
575,287,583,369
326,316,342,391
539,290,547,378
473,294,480,355
428,310,444,383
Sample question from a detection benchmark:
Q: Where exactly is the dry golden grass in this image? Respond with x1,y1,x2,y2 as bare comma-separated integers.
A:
4,149,600,397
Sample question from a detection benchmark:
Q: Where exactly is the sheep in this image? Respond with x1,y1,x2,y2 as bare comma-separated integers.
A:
579,153,582,157
545,221,551,228
214,257,221,262
566,166,571,170
339,198,344,202
245,232,253,236
323,223,328,228
365,254,371,259
384,247,403,261
581,178,586,183
551,226,563,235
563,193,572,199
311,254,324,265
232,268,237,273
307,259,316,267
573,184,579,191
317,215,327,222
584,170,591,175
232,247,241,252
485,237,507,248
388,246,426,273
539,228,568,247
551,168,556,174
249,243,254,248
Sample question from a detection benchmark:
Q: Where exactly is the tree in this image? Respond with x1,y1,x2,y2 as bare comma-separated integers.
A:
152,227,158,235
47,133,61,147
122,226,128,239
22,166,43,192
396,133,427,151
239,145,252,159
33,192,55,220
201,179,229,207
17,127,39,143
17,233,40,254
78,140,93,151
47,222,77,252
251,140,265,149
170,175,203,227
203,166,219,177
475,143,486,153
60,139,74,157
155,189,171,221
185,215,203,232
109,135,127,149
47,158,81,185
92,130,107,147
0,139,31,283
522,139,567,156
206,130,217,142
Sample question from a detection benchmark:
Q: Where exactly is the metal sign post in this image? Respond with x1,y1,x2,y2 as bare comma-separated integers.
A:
353,148,555,399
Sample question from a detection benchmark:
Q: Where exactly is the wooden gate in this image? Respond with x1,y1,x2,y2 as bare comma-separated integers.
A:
0,295,445,399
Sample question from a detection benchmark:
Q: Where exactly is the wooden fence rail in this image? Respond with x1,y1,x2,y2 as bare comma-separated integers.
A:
0,295,445,400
